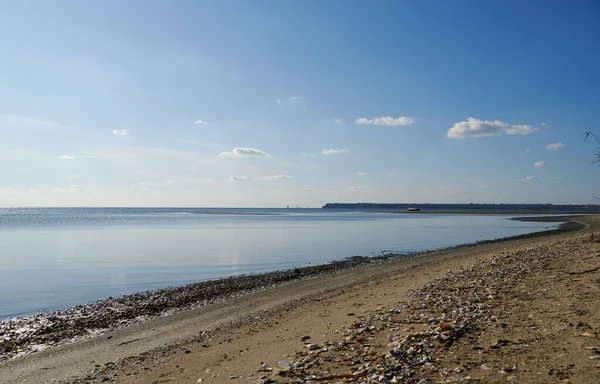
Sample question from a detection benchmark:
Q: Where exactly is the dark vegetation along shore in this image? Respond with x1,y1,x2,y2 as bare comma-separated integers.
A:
0,216,584,361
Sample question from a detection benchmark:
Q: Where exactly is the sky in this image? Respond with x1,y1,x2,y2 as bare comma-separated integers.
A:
0,0,599,207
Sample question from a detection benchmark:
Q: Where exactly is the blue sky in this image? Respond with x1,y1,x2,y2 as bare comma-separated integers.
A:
1,0,599,207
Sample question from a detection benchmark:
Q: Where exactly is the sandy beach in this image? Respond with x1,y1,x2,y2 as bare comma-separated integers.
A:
1,215,599,383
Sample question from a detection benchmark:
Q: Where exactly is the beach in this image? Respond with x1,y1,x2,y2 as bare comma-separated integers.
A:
1,215,599,383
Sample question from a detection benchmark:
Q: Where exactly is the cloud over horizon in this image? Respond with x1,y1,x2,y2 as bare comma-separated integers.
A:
112,129,130,136
263,175,293,180
219,147,267,157
447,118,537,139
59,155,75,160
228,176,254,182
516,176,539,182
355,116,414,126
194,120,208,125
546,142,566,151
322,148,349,155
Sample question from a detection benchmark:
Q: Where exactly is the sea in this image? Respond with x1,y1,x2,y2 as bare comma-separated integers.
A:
0,208,564,319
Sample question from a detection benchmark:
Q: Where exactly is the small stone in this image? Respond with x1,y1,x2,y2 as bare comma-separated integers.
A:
590,355,600,360
197,379,203,383
276,361,292,372
229,375,239,379
502,365,516,373
257,363,272,372
300,335,310,341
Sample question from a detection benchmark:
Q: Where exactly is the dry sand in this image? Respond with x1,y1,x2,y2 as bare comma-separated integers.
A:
1,216,599,384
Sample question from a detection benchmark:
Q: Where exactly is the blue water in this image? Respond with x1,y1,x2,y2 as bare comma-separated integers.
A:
0,208,561,319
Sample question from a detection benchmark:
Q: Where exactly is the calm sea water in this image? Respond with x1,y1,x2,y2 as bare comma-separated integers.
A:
0,208,561,319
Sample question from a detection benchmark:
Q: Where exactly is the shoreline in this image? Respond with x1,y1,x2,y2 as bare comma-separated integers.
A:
0,215,597,383
0,216,584,361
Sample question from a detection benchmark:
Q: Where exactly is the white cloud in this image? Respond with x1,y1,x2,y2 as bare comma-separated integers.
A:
277,96,302,104
355,116,414,127
321,148,349,155
541,122,547,126
112,129,130,136
80,155,96,159
219,147,267,157
516,176,539,182
334,119,343,124
356,172,367,176
533,161,547,168
228,176,254,182
194,120,208,125
447,117,537,139
263,175,293,180
59,155,76,160
546,142,565,151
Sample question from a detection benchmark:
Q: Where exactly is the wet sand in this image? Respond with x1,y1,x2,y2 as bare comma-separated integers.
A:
1,215,598,383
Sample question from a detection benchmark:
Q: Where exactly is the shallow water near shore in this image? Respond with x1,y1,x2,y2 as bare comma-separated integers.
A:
0,208,562,318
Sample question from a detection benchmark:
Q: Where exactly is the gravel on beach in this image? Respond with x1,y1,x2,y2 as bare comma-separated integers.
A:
251,233,600,384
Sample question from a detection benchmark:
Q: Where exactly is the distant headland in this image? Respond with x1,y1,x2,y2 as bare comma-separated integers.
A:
322,202,600,214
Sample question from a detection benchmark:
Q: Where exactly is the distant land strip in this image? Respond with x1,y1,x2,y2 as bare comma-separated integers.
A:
322,202,600,213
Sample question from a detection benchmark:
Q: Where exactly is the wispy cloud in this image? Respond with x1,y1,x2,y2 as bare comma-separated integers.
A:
541,122,547,126
321,148,349,155
194,120,208,125
59,155,76,160
355,116,414,127
356,172,367,176
447,118,537,139
515,176,539,182
533,161,547,168
0,114,66,130
228,176,254,182
276,96,302,104
112,129,130,136
546,142,565,151
263,175,293,180
80,155,96,159
334,118,343,124
219,147,267,158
